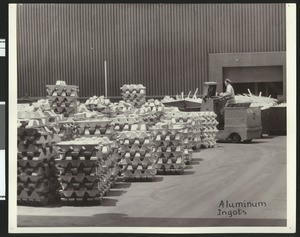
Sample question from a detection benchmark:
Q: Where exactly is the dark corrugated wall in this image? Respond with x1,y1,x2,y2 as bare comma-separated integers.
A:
17,4,286,98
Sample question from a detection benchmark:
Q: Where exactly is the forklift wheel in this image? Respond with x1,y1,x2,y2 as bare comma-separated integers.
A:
229,133,241,143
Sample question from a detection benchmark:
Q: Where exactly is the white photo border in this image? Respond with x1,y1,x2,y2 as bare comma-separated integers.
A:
8,3,296,234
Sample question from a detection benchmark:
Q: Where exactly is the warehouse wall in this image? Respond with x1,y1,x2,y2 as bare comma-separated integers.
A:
17,4,286,99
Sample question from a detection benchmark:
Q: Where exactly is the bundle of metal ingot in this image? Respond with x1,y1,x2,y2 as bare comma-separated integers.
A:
43,110,65,125
39,110,76,141
141,99,164,113
185,112,204,150
55,137,116,204
126,104,165,127
110,116,148,133
163,113,196,165
120,84,146,107
197,111,219,148
136,99,165,126
84,96,115,115
114,101,134,114
150,123,186,174
17,113,61,205
72,115,120,182
116,131,157,181
165,112,203,150
73,117,114,139
32,99,51,112
54,118,76,141
46,81,79,117
18,109,71,142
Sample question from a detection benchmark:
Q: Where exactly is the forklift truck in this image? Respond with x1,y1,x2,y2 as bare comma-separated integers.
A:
201,82,262,143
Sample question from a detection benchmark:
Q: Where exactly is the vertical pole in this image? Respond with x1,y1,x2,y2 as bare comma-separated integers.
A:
254,82,258,96
104,61,107,98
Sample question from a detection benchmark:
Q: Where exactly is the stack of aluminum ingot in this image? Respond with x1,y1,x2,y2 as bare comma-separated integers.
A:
165,112,203,150
150,123,186,174
55,137,115,204
163,113,195,164
185,112,204,150
85,96,116,116
137,99,165,126
73,117,114,139
110,116,148,133
164,111,218,149
32,99,51,112
198,111,219,148
55,118,76,141
120,84,146,107
141,99,164,113
17,112,61,205
114,101,134,114
41,110,76,141
46,81,79,117
116,131,156,181
72,114,120,184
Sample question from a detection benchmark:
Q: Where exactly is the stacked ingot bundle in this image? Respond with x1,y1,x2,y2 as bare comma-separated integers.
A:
111,116,149,177
85,96,108,111
110,116,148,133
85,96,116,116
141,99,164,113
163,113,195,165
137,99,165,126
120,84,146,107
150,123,186,174
43,110,65,125
198,112,219,148
42,111,74,141
46,81,79,117
185,112,204,150
72,114,119,184
116,131,157,181
122,108,159,127
164,111,218,149
17,112,61,205
56,118,76,141
73,117,114,138
55,137,115,204
114,101,134,114
165,112,203,150
32,99,51,112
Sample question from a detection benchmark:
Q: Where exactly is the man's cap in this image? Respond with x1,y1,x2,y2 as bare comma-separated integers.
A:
225,78,232,84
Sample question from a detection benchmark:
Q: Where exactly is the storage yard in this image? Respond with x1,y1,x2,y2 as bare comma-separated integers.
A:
16,81,287,228
18,135,286,227
14,3,287,230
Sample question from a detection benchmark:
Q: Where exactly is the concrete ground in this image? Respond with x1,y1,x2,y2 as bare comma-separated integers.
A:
17,135,286,227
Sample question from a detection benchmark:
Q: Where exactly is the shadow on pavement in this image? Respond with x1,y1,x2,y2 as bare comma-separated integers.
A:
191,161,200,165
242,141,268,144
261,135,277,139
182,170,195,175
153,176,164,182
192,158,204,162
106,190,127,197
40,203,63,208
17,213,287,227
113,182,132,189
101,198,118,207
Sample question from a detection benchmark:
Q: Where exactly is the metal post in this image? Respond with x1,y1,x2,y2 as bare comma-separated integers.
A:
104,61,107,98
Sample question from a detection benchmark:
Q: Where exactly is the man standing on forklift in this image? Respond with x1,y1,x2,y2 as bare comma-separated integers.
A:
220,78,236,107
217,78,236,130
